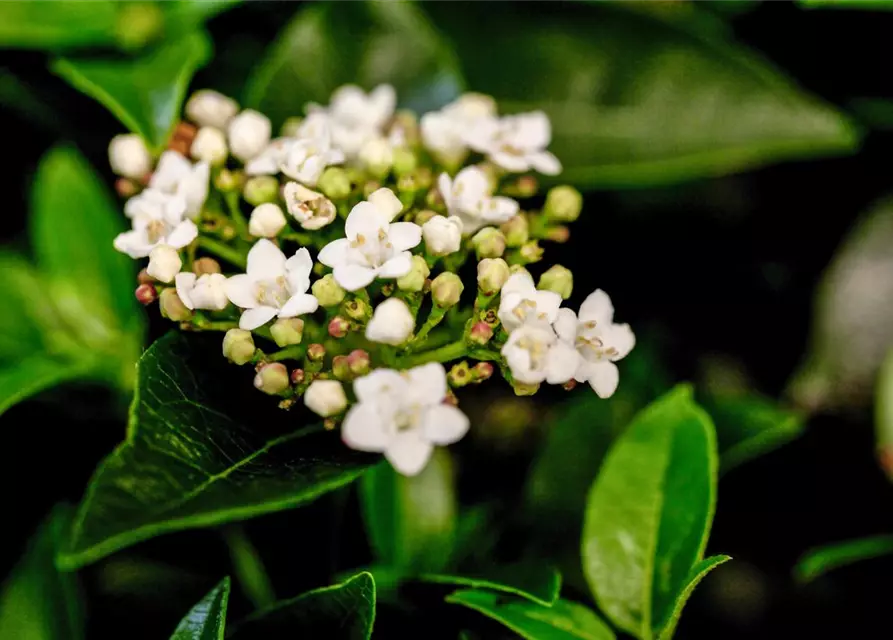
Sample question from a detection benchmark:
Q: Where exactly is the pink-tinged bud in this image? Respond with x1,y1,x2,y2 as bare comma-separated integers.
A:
135,283,157,306
328,316,350,339
307,343,326,362
546,225,570,243
254,362,290,395
515,175,538,198
347,349,371,376
137,268,154,285
468,321,493,346
563,380,577,391
193,257,222,275
332,355,350,380
473,362,494,381
448,362,472,387
115,177,139,198
291,368,305,385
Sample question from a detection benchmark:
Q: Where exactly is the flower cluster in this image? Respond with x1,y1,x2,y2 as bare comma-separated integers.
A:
111,84,634,476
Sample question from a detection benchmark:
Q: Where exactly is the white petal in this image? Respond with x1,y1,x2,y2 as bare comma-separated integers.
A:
481,196,520,223
497,292,525,333
247,238,287,280
501,272,536,298
608,323,636,360
407,362,448,405
279,293,319,317
516,111,552,149
578,289,614,326
166,220,198,249
545,340,580,385
368,187,403,220
239,306,278,330
533,290,562,324
588,361,619,399
489,149,530,173
378,252,412,278
529,151,562,176
345,201,388,240
385,431,433,476
553,307,577,343
354,369,406,404
285,247,313,292
437,173,453,207
225,274,258,308
333,264,377,291
175,272,197,310
342,403,390,452
387,222,422,252
318,238,350,268
421,404,470,445
113,230,151,258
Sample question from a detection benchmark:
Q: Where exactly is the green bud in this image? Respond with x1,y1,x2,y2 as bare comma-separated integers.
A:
311,274,346,307
472,228,506,259
538,264,573,300
243,175,279,206
392,148,418,177
519,240,544,264
512,380,540,396
223,329,255,365
318,167,352,201
115,2,164,52
254,362,290,395
448,361,472,387
544,185,583,222
413,209,437,226
500,215,529,248
214,168,243,193
270,317,304,347
344,297,372,321
281,116,303,137
307,343,326,362
397,255,430,292
332,355,351,381
431,272,464,308
412,167,433,191
159,288,191,322
477,258,510,295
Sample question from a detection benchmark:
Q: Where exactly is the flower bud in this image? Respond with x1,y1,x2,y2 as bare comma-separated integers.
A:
448,361,472,387
396,255,430,292
472,228,506,259
169,122,197,156
512,380,540,396
422,215,463,256
468,321,493,346
137,268,154,284
280,117,303,138
291,368,305,385
389,110,420,147
500,215,529,248
477,258,510,295
347,349,371,376
159,288,190,321
563,379,578,391
544,185,583,222
392,148,418,177
363,180,382,199
243,175,279,206
191,126,228,166
193,257,221,275
270,317,304,347
304,379,347,417
358,136,393,178
186,90,239,129
135,283,157,306
413,209,437,226
147,245,182,283
538,264,573,300
312,274,346,307
254,362,290,395
284,182,336,230
332,355,351,380
214,168,243,193
546,225,570,243
344,298,372,322
328,316,350,339
317,167,351,201
223,329,255,365
116,178,140,198
307,343,326,362
514,175,539,198
248,202,287,238
519,241,543,264
109,134,151,179
366,298,414,345
473,362,494,381
228,109,271,162
431,272,463,308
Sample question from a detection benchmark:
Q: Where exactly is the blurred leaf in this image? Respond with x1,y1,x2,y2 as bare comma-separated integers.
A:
425,2,859,188
51,31,212,150
419,564,561,607
170,577,230,640
0,253,53,358
446,590,615,640
582,385,719,640
0,357,90,417
245,1,464,126
876,347,893,479
656,555,731,640
59,333,374,570
0,1,119,49
794,535,893,583
0,69,59,131
847,98,893,131
0,507,84,640
799,0,893,8
162,0,242,27
229,572,375,640
360,448,456,574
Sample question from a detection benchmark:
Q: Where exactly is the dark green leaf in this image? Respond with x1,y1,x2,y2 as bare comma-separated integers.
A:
582,385,719,640
657,555,731,640
425,2,858,188
446,590,615,640
0,1,118,49
229,572,376,640
360,448,456,574
799,0,893,8
244,1,464,126
0,253,53,358
420,564,561,607
847,98,893,131
170,577,230,640
51,31,212,150
59,333,374,569
794,535,893,583
161,1,242,28
0,68,59,131
0,507,84,640
877,347,893,480
0,357,90,417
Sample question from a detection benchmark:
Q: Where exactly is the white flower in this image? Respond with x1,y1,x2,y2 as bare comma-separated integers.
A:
342,363,469,476
147,245,182,283
248,203,287,238
467,111,561,175
124,187,186,223
108,133,151,179
422,215,463,256
366,298,414,345
497,271,562,333
244,137,292,176
501,322,578,385
228,109,272,162
175,272,229,310
304,379,347,418
114,193,198,259
225,240,319,330
438,167,518,235
309,84,396,158
149,151,209,217
358,135,393,176
280,133,344,186
191,126,228,166
283,182,336,230
553,289,636,398
317,189,421,291
186,89,239,129
421,93,497,166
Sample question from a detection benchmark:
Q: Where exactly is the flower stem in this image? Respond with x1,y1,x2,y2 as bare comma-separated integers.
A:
198,236,247,269
267,344,306,362
408,306,447,351
403,339,467,366
192,319,239,332
225,191,249,237
221,524,275,610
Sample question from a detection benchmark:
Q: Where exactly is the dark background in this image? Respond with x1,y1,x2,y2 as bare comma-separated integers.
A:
2,2,893,638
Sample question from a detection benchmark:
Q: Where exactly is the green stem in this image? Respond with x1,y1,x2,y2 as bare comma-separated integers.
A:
267,344,306,362
221,524,275,610
408,306,447,351
282,231,314,246
403,339,467,366
193,319,239,332
225,191,249,237
198,236,248,269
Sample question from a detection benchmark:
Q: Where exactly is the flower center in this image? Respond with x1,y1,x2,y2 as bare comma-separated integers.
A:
511,298,549,324
576,321,618,361
255,276,291,308
350,229,393,268
516,334,548,371
146,219,169,244
393,404,422,433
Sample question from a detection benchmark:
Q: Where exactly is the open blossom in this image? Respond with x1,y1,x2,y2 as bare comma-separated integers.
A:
318,188,421,291
280,134,345,186
109,133,151,179
366,298,414,345
149,150,210,217
422,215,463,256
342,363,469,476
497,271,562,333
225,240,319,330
283,182,336,230
554,289,635,398
114,193,198,258
244,137,292,176
308,84,396,158
421,93,497,166
501,322,578,385
467,111,561,175
186,89,238,129
438,167,519,234
175,272,229,310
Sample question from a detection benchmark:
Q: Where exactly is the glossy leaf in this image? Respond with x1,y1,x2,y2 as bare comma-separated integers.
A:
582,385,719,640
657,555,731,640
446,590,615,640
229,572,375,640
244,1,463,126
170,578,230,640
0,1,118,49
59,333,374,569
162,1,242,29
0,507,84,640
0,357,90,417
420,564,561,607
794,535,893,583
424,2,858,188
51,31,212,150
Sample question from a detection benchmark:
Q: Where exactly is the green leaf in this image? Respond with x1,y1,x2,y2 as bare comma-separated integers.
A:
0,1,118,49
799,0,893,8
581,385,719,640
0,253,53,358
419,564,561,607
446,590,615,640
0,357,90,417
51,31,212,150
425,2,858,188
161,1,242,28
229,572,376,640
794,535,893,583
244,1,464,126
657,555,731,640
59,333,374,569
0,507,84,640
170,577,230,640
360,448,457,573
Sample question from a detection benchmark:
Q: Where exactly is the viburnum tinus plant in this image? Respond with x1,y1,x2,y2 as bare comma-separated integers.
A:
110,84,634,477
